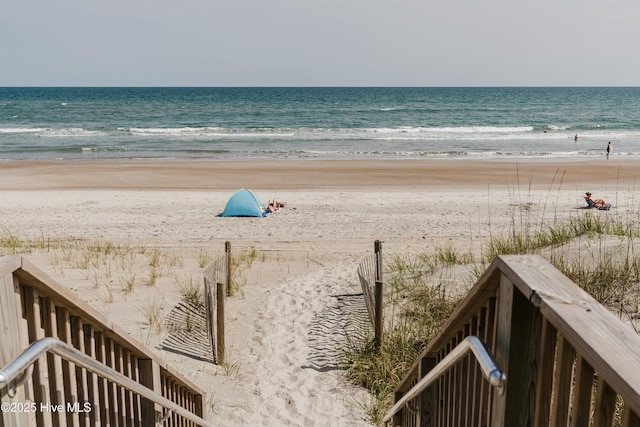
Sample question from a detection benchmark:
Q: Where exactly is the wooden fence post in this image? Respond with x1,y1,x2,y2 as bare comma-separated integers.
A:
216,281,225,366
225,241,232,297
216,241,230,365
203,265,217,364
374,240,383,352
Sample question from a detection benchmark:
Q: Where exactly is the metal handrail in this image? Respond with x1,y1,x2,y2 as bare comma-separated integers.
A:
0,337,213,427
382,336,506,424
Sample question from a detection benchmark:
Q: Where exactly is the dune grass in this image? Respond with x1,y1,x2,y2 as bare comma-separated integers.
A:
0,233,261,337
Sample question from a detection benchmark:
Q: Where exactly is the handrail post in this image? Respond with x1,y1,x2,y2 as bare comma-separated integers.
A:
374,240,383,352
0,265,29,426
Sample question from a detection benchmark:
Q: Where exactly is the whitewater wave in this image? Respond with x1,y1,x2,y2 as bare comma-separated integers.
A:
3,125,640,161
0,128,46,134
119,125,540,141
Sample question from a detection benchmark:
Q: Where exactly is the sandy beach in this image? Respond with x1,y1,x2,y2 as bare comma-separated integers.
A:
2,158,640,426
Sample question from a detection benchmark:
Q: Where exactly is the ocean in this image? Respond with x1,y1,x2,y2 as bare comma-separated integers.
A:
1,87,639,161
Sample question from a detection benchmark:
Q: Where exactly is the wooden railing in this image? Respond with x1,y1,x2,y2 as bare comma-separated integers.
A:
389,254,640,427
0,255,207,427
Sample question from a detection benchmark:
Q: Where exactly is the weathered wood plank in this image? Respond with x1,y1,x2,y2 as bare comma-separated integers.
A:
443,337,451,427
533,319,557,427
419,356,436,427
122,349,134,427
105,339,119,427
0,267,29,427
503,277,541,427
71,317,89,427
130,354,141,425
94,332,110,427
622,402,640,427
82,325,100,427
571,356,594,427
23,287,50,427
41,298,64,427
114,345,126,427
593,377,617,427
56,307,79,427
0,256,21,278
138,359,161,427
550,335,575,426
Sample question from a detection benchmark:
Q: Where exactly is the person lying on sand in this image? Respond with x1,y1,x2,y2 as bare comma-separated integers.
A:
267,199,287,213
584,192,610,210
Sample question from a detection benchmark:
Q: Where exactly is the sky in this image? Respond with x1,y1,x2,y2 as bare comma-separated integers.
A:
2,0,640,87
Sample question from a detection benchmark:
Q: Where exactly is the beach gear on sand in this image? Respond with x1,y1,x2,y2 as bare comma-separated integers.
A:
220,189,267,217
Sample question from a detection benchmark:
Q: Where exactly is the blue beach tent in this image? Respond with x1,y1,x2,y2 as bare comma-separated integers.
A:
220,189,268,217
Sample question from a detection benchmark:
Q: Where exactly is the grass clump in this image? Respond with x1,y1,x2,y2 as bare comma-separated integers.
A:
0,231,25,254
176,275,203,307
0,229,52,255
197,249,213,269
138,298,164,333
225,246,265,297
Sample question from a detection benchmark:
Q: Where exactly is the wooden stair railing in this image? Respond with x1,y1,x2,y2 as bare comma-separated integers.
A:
389,255,640,427
1,255,207,427
0,337,212,426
